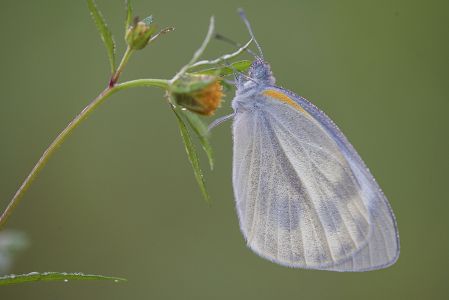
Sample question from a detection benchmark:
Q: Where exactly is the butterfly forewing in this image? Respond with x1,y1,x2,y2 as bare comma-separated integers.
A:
232,88,399,271
274,87,400,271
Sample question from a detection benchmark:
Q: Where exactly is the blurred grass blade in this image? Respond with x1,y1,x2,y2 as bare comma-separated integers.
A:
0,230,29,274
172,107,210,203
87,0,116,74
194,60,252,76
182,110,214,170
125,0,133,30
0,272,126,286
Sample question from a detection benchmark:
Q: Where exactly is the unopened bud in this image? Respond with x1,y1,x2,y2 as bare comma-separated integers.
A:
170,74,224,116
125,16,157,50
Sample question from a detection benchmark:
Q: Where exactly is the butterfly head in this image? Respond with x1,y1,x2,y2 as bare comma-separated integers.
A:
248,59,276,85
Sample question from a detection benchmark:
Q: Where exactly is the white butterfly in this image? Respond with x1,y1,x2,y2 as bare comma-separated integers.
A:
225,10,399,272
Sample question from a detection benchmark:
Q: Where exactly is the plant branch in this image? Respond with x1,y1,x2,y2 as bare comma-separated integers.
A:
109,46,134,86
0,77,169,230
0,87,112,229
116,78,169,91
0,13,238,230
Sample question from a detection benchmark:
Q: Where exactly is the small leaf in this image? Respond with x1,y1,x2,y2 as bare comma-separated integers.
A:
141,15,154,26
87,0,116,74
221,79,234,93
0,272,126,286
172,107,210,203
170,74,217,94
125,0,133,30
194,60,252,76
182,110,214,170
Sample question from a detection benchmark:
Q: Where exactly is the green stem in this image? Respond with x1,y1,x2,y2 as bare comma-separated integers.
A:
115,78,169,90
0,78,169,230
0,87,113,229
110,47,134,86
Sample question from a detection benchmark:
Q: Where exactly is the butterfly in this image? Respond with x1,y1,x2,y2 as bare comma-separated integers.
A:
215,9,399,272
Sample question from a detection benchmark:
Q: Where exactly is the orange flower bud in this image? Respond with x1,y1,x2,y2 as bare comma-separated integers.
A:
171,74,224,116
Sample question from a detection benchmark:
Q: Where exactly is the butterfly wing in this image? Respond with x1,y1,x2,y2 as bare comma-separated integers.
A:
232,87,399,271
274,87,400,271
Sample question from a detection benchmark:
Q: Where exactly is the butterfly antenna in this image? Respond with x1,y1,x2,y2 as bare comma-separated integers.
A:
215,33,258,58
238,8,264,60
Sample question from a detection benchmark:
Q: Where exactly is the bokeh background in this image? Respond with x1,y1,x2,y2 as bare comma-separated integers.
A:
1,0,448,299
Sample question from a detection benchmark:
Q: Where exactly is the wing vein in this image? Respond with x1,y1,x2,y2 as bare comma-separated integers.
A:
242,115,259,237
248,116,264,243
265,114,335,264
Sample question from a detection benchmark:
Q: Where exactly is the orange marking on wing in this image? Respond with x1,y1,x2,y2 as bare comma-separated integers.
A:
263,90,308,114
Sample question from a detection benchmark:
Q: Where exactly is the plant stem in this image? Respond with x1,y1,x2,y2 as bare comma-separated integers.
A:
0,77,169,230
109,47,133,87
0,87,112,229
115,78,169,90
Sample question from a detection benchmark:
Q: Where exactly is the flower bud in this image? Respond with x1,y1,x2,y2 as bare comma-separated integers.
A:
170,74,224,116
125,16,157,50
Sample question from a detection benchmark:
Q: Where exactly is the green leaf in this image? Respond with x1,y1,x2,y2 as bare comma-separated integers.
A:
194,60,252,76
0,272,126,286
141,15,154,26
170,74,217,94
172,107,210,203
87,0,116,74
125,0,133,30
182,110,214,170
221,79,234,93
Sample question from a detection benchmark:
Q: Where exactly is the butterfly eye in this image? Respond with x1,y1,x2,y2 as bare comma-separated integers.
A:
248,60,275,84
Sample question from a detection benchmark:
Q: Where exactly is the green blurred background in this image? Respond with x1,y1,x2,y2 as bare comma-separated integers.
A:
1,0,448,299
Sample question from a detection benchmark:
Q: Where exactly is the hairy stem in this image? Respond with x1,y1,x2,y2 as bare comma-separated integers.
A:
110,47,134,87
0,77,169,230
115,78,169,90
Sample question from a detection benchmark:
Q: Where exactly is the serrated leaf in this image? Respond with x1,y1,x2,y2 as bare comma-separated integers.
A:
194,60,252,76
172,107,210,203
0,272,126,286
87,0,116,74
182,110,214,170
125,0,133,30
